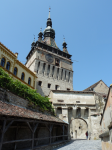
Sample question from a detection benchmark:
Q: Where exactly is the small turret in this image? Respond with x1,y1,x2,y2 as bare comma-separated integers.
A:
38,28,43,42
31,35,35,49
62,38,68,53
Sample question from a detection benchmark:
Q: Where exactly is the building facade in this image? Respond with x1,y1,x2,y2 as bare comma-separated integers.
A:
0,42,37,89
25,11,73,96
49,80,109,140
99,85,112,150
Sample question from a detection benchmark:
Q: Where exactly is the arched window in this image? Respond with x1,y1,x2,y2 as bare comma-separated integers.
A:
13,67,17,76
21,72,25,81
6,61,10,71
28,77,31,85
1,58,5,67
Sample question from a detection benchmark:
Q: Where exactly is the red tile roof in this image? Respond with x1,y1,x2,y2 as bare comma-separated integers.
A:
0,101,65,124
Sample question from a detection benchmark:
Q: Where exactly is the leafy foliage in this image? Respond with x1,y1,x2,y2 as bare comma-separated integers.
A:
0,67,54,114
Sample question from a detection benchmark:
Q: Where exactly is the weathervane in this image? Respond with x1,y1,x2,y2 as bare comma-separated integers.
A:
49,7,51,12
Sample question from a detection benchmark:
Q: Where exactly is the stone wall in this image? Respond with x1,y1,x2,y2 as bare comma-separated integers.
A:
89,115,102,140
0,87,52,116
94,80,109,95
49,90,106,140
26,48,73,97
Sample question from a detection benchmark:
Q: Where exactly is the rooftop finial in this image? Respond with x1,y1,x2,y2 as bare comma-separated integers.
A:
48,7,51,18
33,35,35,42
63,35,65,42
40,27,42,32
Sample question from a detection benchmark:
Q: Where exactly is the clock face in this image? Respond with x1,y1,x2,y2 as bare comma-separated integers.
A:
45,54,54,63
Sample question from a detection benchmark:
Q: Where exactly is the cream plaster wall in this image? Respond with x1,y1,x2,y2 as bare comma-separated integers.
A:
50,92,95,105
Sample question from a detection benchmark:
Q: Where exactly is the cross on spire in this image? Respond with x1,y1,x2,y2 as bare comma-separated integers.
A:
48,7,51,18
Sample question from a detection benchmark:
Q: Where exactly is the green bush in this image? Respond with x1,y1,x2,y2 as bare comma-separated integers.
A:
0,67,54,114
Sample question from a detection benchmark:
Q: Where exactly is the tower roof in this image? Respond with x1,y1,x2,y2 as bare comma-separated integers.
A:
44,8,55,39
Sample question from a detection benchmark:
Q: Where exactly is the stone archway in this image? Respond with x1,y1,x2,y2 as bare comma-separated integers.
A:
72,118,88,139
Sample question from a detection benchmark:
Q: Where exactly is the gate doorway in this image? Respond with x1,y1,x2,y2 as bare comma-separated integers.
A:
72,119,88,139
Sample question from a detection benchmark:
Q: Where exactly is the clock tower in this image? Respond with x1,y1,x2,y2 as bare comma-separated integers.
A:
25,10,73,96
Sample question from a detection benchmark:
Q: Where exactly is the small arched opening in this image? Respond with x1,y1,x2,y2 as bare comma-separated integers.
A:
71,118,88,139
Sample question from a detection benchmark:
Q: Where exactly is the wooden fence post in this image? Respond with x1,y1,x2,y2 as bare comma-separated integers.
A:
0,119,6,150
50,125,53,144
63,125,65,141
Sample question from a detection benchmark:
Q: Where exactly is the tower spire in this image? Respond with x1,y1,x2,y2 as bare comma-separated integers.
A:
46,7,52,27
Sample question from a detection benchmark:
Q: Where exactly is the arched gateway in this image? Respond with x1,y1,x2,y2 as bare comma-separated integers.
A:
71,118,88,139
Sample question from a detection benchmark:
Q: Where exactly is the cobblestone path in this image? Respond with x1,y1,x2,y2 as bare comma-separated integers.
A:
53,140,102,150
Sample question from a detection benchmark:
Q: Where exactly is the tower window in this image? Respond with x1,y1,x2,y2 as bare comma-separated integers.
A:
6,61,10,71
37,61,40,74
21,72,25,81
52,66,55,77
67,88,70,91
43,63,46,75
57,68,59,79
68,72,70,82
55,85,60,90
47,65,50,75
38,81,42,86
1,58,5,67
48,83,51,88
55,59,60,67
13,67,17,76
65,71,66,80
61,69,63,80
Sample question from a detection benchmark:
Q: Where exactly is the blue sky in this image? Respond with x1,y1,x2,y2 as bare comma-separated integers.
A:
0,0,112,90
